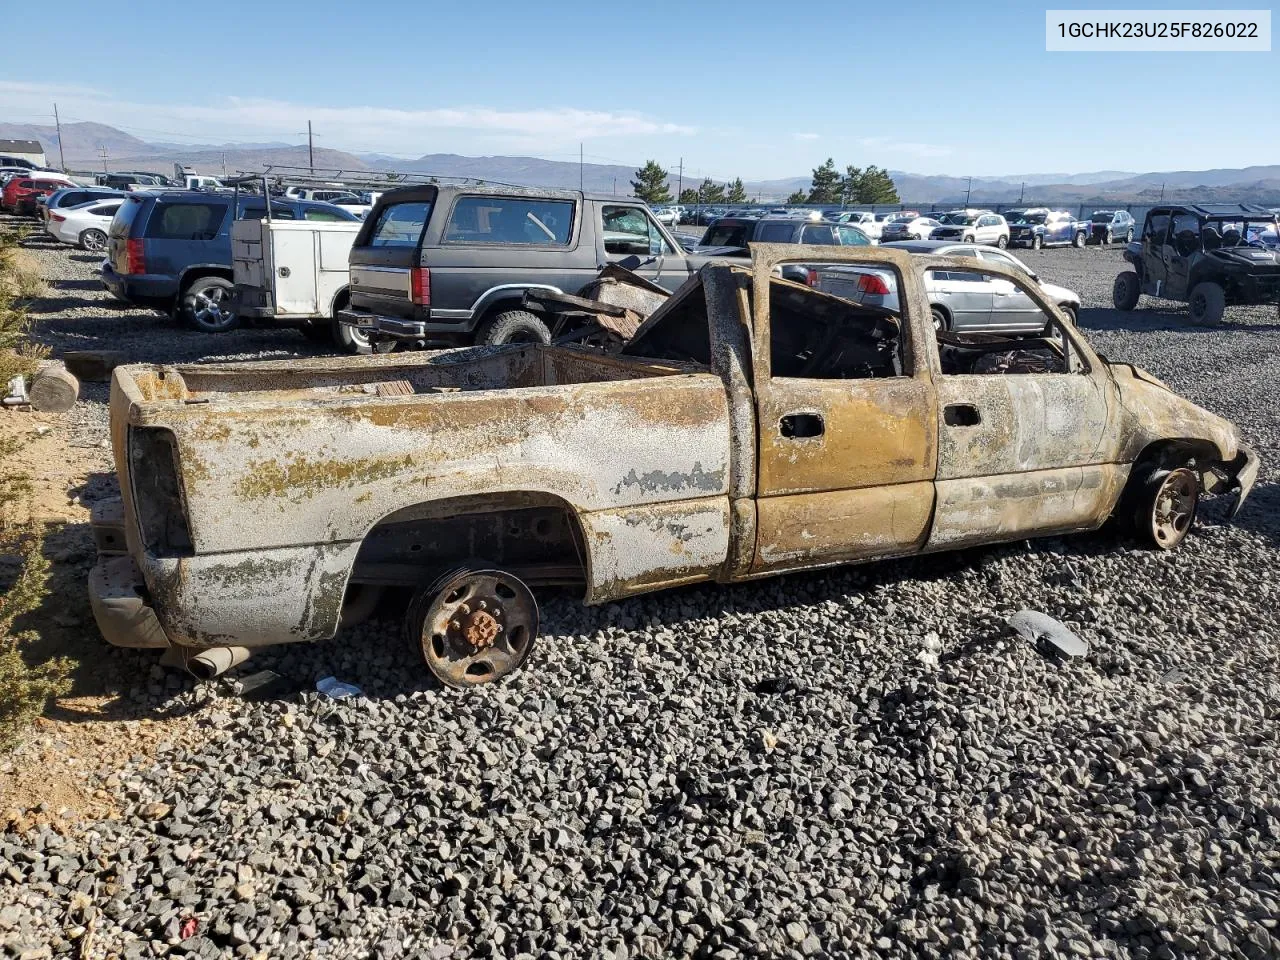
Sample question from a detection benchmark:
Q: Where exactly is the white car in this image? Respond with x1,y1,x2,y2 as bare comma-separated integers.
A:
811,239,1082,333
46,198,124,252
930,210,1010,247
651,206,680,226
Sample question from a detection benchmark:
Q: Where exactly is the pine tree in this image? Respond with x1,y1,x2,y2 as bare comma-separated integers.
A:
807,158,842,205
679,188,699,205
785,190,808,205
841,166,864,205
725,178,747,204
858,165,900,203
697,178,726,204
630,160,671,204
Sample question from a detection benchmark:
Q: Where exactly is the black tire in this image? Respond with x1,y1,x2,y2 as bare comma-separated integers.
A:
964,234,975,244
1072,230,1086,249
996,234,1008,249
1101,230,1112,246
300,320,333,343
478,309,551,346
1125,229,1134,243
1058,303,1078,326
1112,271,1140,311
1031,235,1043,250
930,305,950,333
405,565,539,689
181,276,239,333
1188,282,1226,324
79,228,107,252
1128,465,1200,551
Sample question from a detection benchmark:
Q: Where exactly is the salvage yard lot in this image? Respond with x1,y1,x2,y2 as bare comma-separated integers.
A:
2,218,1279,958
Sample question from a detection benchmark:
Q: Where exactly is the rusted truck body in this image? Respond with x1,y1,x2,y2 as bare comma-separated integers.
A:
89,244,1258,685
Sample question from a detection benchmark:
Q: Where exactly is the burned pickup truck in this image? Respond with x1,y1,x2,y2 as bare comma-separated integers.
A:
89,245,1258,687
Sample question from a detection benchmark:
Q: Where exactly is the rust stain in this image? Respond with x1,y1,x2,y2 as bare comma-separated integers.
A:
237,453,415,501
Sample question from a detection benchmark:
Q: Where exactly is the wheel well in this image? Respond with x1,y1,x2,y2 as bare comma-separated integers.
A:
1132,439,1223,473
930,302,952,323
477,296,538,327
179,267,233,297
350,493,588,592
330,287,350,317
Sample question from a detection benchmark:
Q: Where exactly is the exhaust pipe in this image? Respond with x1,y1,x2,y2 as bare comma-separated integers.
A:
161,645,252,680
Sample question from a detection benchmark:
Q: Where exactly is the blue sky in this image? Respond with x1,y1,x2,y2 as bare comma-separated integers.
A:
1,0,1275,180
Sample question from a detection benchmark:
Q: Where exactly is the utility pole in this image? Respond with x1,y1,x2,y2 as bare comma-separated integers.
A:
965,176,973,207
98,144,109,174
307,121,314,174
1158,182,1166,202
676,157,683,204
53,103,66,172
221,153,227,178
579,143,584,192
612,176,616,194
1018,181,1025,204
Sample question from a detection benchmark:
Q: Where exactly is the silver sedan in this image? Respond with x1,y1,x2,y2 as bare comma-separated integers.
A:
811,239,1082,333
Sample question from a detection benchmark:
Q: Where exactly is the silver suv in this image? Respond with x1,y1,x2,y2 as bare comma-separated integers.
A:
930,210,1011,247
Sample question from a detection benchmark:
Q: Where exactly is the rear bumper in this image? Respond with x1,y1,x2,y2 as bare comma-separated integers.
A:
88,499,173,649
100,263,179,304
339,305,473,340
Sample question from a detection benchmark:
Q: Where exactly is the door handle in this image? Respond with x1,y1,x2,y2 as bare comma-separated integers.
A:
944,404,981,426
779,412,824,438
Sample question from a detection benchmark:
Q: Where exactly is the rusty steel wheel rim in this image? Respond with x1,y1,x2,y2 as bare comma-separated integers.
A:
1151,468,1198,548
421,570,537,688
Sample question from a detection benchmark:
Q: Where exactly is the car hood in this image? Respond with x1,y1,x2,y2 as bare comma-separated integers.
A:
1039,280,1079,305
1107,362,1240,462
1207,246,1280,269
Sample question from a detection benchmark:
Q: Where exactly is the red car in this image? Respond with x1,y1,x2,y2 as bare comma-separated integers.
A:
2,176,74,216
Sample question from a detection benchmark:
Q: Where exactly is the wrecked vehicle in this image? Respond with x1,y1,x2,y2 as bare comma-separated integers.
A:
1113,204,1280,323
89,244,1258,688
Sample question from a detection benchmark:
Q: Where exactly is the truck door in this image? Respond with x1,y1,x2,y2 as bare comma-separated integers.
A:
269,224,319,316
598,205,687,291
750,258,938,573
925,264,1117,550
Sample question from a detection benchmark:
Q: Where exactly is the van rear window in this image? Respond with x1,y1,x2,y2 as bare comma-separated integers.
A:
369,201,432,247
146,202,226,240
442,197,573,245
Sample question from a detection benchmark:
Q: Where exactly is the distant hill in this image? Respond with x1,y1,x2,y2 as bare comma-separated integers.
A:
2,120,1277,204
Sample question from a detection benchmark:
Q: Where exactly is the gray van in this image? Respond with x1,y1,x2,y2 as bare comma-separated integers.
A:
343,184,699,346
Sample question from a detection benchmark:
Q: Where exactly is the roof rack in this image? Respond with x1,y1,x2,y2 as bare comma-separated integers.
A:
226,164,524,192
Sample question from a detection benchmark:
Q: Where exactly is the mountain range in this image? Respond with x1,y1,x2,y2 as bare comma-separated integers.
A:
4,121,1279,204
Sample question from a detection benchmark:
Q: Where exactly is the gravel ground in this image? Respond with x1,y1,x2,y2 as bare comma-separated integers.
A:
3,221,1279,959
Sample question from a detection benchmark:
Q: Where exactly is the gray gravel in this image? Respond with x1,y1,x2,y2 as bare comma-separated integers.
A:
3,221,1279,959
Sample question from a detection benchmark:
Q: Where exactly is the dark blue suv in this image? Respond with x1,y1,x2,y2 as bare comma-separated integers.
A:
101,191,357,332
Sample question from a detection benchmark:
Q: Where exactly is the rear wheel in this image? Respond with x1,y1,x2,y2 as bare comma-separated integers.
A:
1124,228,1134,243
79,228,107,252
181,276,238,333
478,309,552,346
996,234,1008,249
964,234,975,244
930,305,950,333
1188,282,1226,324
406,566,539,688
1112,271,1140,311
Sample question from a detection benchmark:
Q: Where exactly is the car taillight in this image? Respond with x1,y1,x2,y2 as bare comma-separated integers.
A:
410,266,431,306
51,213,65,222
857,274,891,295
126,238,145,275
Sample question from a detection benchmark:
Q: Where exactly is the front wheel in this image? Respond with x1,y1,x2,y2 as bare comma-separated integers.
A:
79,228,107,252
181,276,239,333
1125,228,1134,243
996,235,1008,249
406,566,539,688
1072,231,1086,248
1031,235,1043,250
1112,271,1141,311
964,234,975,244
1101,231,1112,246
930,305,950,333
1132,466,1200,551
1188,282,1226,324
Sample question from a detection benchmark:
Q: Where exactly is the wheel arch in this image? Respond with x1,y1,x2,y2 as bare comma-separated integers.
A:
470,284,562,325
327,285,351,318
349,490,592,597
178,265,234,296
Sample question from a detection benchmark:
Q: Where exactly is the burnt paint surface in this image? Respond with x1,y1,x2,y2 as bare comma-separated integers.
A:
104,244,1253,650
